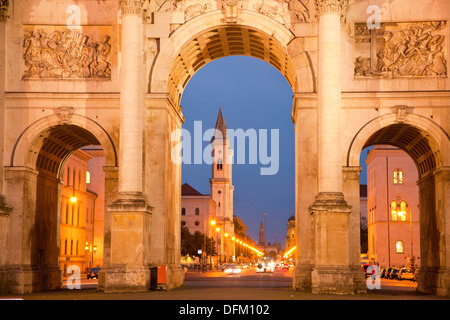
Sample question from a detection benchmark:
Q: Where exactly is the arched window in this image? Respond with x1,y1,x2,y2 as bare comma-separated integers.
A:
181,208,186,216
217,159,223,170
391,200,408,221
195,208,200,215
390,201,398,221
396,240,404,253
64,239,67,255
398,201,407,221
86,171,91,184
394,169,403,184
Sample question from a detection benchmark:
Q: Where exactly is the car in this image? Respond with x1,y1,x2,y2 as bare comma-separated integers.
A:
223,264,241,274
362,264,378,278
388,268,400,279
398,268,415,281
87,267,100,279
281,263,290,270
412,268,419,282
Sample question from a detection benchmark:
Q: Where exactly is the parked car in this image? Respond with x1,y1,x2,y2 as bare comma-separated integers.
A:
87,267,100,279
388,268,400,279
413,268,419,282
398,268,415,281
362,264,378,278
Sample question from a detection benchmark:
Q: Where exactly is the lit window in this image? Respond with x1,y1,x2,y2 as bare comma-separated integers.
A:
398,201,407,221
391,200,408,221
394,169,403,184
396,240,404,253
390,201,398,221
86,171,91,184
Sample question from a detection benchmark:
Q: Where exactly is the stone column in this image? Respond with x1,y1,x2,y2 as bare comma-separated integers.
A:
310,0,353,294
118,0,145,195
316,0,346,194
103,0,153,293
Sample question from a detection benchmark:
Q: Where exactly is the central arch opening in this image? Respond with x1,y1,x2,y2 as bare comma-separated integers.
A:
177,51,295,282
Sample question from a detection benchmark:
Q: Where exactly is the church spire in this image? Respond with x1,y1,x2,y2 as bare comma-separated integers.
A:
214,107,227,140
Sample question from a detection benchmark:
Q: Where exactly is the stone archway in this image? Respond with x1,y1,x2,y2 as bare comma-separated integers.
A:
144,8,314,292
1,114,117,294
345,113,450,296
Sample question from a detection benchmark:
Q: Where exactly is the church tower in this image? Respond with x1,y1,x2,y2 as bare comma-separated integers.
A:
210,108,235,262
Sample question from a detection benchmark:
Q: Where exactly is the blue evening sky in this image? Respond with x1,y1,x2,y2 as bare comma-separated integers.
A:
180,55,369,247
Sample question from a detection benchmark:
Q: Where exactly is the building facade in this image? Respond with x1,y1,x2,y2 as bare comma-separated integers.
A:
60,147,105,276
366,146,420,269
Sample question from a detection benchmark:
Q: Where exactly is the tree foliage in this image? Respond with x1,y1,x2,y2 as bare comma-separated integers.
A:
181,226,216,257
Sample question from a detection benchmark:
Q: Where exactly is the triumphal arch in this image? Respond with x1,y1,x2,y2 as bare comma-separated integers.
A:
0,0,449,296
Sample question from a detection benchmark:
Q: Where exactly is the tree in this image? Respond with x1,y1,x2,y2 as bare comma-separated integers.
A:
360,215,368,253
181,226,216,257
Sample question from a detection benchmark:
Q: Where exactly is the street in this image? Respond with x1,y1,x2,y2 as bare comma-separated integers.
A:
62,265,419,294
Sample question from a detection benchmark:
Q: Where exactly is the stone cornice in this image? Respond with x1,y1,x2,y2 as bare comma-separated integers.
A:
120,0,144,16
315,0,348,15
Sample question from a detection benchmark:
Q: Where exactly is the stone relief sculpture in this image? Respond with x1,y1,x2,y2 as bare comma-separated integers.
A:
184,1,213,21
22,27,112,80
252,0,310,26
145,0,310,26
354,21,447,78
0,0,9,22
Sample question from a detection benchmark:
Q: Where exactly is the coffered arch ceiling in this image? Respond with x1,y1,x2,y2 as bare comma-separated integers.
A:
33,125,101,178
363,124,441,177
168,25,297,106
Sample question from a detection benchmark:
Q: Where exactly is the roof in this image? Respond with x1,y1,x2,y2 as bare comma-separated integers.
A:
181,183,203,196
214,107,227,140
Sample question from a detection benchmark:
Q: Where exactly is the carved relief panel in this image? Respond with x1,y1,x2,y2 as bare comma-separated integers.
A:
22,25,112,80
145,0,311,26
354,21,447,78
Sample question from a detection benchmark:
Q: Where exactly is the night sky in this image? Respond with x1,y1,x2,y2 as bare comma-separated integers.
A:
180,55,368,247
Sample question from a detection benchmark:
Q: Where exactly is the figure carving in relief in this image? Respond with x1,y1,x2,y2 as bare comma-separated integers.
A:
0,0,9,22
354,21,447,78
184,2,213,21
153,0,183,12
23,28,112,79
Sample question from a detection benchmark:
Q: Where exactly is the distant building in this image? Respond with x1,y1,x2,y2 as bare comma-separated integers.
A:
285,214,295,252
60,147,105,275
181,108,237,263
366,145,420,268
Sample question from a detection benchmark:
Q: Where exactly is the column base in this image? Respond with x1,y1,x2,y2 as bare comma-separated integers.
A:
417,267,450,297
311,266,354,295
101,265,151,293
292,264,312,291
101,192,153,293
0,265,61,294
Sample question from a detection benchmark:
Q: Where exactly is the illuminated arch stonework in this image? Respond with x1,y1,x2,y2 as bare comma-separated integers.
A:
0,0,449,297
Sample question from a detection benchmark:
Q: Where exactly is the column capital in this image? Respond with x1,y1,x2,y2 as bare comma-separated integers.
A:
315,0,348,15
120,0,144,16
